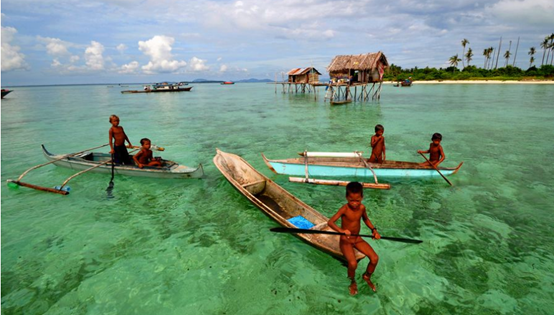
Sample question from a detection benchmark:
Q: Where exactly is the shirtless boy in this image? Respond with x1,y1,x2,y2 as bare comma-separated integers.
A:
418,133,445,167
133,138,162,168
328,182,381,295
369,124,386,163
108,115,133,164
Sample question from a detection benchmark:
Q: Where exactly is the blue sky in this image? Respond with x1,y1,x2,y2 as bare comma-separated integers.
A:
2,0,553,86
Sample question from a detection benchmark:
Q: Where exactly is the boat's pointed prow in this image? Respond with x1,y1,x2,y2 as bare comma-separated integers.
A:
452,162,464,174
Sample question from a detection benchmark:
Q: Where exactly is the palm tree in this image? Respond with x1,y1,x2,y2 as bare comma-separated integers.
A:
449,54,461,72
461,39,469,68
504,50,511,67
465,48,473,66
483,48,489,68
549,33,554,65
486,47,494,69
528,47,536,68
540,37,549,66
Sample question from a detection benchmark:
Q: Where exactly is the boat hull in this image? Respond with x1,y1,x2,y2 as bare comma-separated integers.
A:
1,90,12,98
121,87,193,94
262,154,462,179
214,149,364,261
42,145,204,179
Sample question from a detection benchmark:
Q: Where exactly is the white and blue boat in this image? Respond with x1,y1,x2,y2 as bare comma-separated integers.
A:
262,152,463,179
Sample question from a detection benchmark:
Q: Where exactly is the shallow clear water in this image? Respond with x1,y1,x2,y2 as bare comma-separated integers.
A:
2,83,554,314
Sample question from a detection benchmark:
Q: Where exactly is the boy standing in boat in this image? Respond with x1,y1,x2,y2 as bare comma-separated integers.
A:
109,115,133,165
418,133,445,167
369,124,386,163
133,138,162,168
328,182,380,295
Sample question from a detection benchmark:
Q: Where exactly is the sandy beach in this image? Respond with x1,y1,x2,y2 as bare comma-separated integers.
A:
386,80,554,85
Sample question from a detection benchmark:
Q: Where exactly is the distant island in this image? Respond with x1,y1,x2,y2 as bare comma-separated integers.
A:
189,78,273,83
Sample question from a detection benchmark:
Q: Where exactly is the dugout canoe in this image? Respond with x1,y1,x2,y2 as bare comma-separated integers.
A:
213,149,364,261
42,145,204,179
262,152,463,179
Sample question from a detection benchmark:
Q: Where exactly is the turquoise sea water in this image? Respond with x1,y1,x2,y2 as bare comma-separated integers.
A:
2,83,554,314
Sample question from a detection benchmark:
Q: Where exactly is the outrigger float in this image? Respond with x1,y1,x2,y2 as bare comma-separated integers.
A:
7,144,204,195
262,151,463,188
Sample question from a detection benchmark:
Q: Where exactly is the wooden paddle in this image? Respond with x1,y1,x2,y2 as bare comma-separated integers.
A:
418,152,453,186
129,145,164,151
270,227,422,244
106,154,115,198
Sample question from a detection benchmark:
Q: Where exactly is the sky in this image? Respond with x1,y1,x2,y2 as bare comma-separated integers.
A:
1,0,553,86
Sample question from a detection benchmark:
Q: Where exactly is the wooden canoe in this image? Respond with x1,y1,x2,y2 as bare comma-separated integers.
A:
42,145,204,179
262,152,463,179
213,149,364,261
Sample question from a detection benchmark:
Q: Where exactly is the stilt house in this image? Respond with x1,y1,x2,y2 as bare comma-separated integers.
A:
287,67,322,83
327,52,389,84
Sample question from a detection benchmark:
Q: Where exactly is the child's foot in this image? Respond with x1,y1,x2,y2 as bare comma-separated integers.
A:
363,273,376,292
349,281,358,295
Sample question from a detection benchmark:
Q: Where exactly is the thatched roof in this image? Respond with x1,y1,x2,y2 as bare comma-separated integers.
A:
287,67,322,76
327,52,389,72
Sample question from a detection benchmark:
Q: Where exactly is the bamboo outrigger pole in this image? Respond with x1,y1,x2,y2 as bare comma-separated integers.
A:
289,177,390,190
55,148,139,192
6,143,114,195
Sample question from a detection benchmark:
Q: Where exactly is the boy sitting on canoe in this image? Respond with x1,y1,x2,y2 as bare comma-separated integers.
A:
109,115,133,165
328,182,381,295
133,138,163,168
369,124,386,163
418,133,445,167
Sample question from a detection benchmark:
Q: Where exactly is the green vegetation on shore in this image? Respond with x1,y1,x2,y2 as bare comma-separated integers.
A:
384,64,554,81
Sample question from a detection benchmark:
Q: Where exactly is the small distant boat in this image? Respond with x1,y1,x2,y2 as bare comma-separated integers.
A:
213,149,364,261
330,99,352,105
401,77,412,87
221,81,235,85
121,82,192,94
42,145,204,179
2,89,13,98
262,152,463,179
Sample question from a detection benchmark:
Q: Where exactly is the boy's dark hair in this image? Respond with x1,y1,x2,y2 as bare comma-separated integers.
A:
375,124,384,132
346,182,364,197
432,133,442,141
140,138,150,145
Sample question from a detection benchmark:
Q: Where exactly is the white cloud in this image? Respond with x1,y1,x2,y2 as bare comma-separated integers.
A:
189,57,209,72
487,0,554,26
51,59,62,67
117,44,127,53
1,26,28,72
37,37,71,56
85,41,105,70
219,64,228,72
138,35,187,74
119,61,140,74
70,55,80,63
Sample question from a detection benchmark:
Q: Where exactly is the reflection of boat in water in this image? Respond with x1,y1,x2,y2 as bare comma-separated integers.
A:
221,81,235,85
121,82,192,94
2,89,13,98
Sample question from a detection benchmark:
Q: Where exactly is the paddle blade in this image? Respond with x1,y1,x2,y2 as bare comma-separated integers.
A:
380,236,423,244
